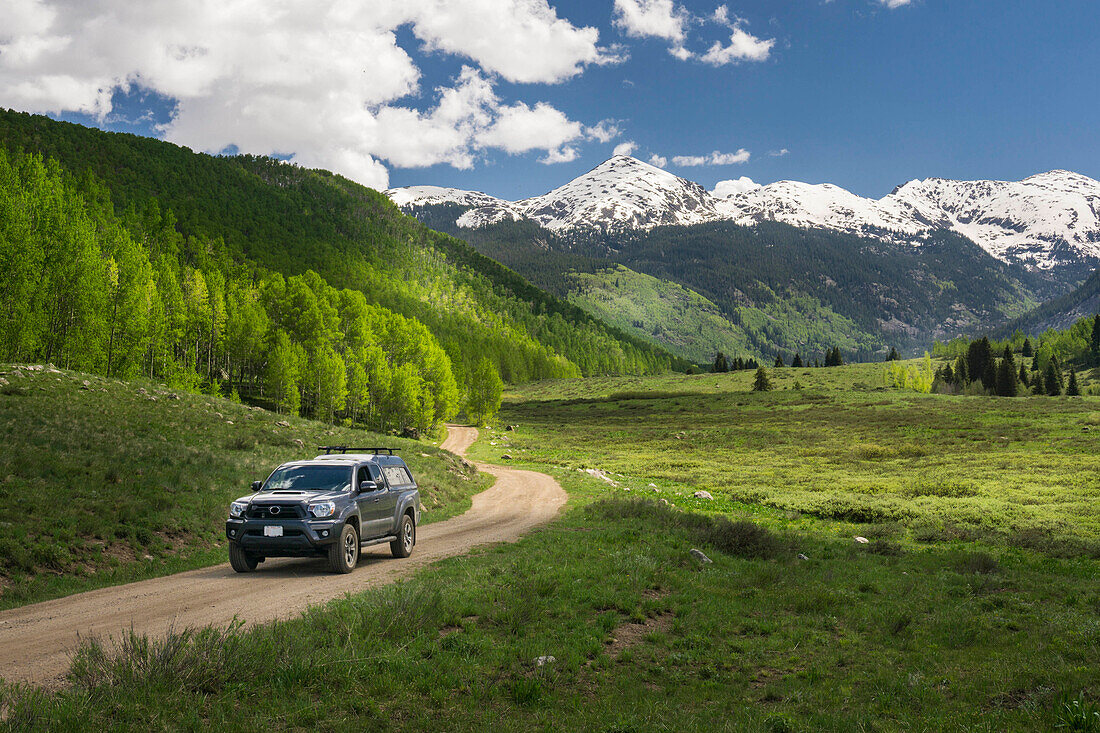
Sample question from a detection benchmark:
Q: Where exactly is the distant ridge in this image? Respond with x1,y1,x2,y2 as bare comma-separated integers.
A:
388,156,1100,274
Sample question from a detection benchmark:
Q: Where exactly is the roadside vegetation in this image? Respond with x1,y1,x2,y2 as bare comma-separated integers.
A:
0,364,488,610
4,364,1099,730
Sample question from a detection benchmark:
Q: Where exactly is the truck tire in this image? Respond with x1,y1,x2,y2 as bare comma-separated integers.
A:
229,542,258,573
391,513,415,558
329,522,359,573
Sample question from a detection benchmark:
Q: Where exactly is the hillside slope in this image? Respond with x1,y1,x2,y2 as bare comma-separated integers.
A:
0,364,487,609
0,109,684,385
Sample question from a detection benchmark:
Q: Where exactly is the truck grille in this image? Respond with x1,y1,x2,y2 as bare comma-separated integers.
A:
248,504,304,520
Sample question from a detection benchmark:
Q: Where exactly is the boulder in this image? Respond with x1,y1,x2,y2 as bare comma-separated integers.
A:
501,454,513,460
276,420,290,428
535,655,556,666
693,490,714,500
853,536,869,544
689,548,712,564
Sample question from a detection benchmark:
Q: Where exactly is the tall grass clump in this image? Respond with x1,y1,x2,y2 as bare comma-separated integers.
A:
587,497,786,559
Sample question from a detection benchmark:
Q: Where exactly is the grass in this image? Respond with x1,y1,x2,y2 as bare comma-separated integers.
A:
483,360,1100,546
0,364,489,609
3,362,1099,730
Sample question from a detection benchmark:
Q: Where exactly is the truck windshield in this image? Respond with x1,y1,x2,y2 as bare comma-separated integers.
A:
263,465,352,492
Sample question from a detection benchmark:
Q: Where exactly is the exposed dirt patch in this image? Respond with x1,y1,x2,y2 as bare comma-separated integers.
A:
606,601,674,659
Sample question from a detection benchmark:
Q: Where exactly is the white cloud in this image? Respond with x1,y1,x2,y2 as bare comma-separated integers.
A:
0,0,610,190
539,146,579,164
649,154,668,168
701,27,774,65
585,119,621,143
479,100,583,154
613,0,688,43
613,140,638,156
671,149,751,166
612,0,692,60
712,176,761,197
769,148,790,157
880,0,912,7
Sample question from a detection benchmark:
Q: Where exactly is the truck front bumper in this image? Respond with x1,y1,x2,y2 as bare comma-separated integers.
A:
225,517,339,556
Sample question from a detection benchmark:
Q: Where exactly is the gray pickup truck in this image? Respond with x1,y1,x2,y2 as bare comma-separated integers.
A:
225,447,420,574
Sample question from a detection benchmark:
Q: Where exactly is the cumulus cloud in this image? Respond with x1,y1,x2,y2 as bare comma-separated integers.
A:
613,140,638,156
880,0,912,7
649,153,668,168
769,148,790,157
0,0,611,189
612,0,692,60
711,176,761,198
701,27,774,65
585,119,621,143
671,149,750,166
539,146,579,164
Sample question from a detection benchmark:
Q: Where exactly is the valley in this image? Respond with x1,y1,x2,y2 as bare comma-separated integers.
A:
4,364,1098,731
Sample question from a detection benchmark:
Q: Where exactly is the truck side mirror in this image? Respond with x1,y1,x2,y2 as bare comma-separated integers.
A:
358,480,379,493
251,480,263,492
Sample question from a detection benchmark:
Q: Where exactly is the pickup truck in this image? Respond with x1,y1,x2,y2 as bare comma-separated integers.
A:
225,448,420,573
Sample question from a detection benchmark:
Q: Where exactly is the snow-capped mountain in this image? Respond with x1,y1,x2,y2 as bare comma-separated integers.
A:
386,156,1100,271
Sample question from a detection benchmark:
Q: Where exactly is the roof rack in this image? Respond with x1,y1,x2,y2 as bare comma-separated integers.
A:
317,446,399,456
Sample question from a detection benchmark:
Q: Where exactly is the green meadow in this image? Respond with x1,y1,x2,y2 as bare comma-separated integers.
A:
3,360,1099,731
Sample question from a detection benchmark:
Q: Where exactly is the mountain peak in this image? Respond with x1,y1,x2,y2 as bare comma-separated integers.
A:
388,164,1100,271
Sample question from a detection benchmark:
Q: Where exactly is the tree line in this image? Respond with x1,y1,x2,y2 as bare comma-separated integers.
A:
0,149,472,431
931,319,1100,396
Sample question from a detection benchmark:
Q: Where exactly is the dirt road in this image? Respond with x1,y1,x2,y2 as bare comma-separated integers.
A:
0,426,566,687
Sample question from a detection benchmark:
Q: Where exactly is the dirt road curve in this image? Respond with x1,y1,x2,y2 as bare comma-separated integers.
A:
0,426,565,687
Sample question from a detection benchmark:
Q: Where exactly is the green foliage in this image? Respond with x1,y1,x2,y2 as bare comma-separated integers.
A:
885,353,934,393
465,358,504,426
0,108,682,395
752,367,773,392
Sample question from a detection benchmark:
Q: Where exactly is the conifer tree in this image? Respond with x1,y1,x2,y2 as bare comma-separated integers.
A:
887,347,900,361
712,351,729,373
1022,337,1033,358
995,351,1018,397
1092,315,1100,365
1044,360,1063,396
1067,368,1080,396
953,355,968,384
1018,361,1029,388
791,353,804,368
752,366,772,392
774,354,785,368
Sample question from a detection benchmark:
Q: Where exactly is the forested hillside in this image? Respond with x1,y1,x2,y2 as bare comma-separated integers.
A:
413,204,1050,362
0,111,685,431
996,268,1100,337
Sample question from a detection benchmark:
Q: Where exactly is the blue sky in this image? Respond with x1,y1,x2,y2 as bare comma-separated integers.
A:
4,0,1098,199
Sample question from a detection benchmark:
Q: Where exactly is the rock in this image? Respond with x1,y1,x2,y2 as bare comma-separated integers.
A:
293,438,305,448
651,487,661,493
797,553,809,561
505,424,518,431
142,554,154,561
276,420,290,428
853,536,869,544
225,420,234,425
648,483,658,488
168,393,180,400
659,498,669,505
693,490,714,500
689,548,712,564
501,454,513,460
420,452,430,457
535,655,556,666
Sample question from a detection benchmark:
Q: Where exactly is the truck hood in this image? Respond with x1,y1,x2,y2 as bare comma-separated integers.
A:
233,489,345,505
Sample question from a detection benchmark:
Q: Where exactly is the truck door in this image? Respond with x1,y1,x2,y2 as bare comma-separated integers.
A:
356,464,386,538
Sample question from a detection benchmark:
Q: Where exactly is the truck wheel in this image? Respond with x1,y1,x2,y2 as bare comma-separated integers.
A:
391,513,415,558
229,542,258,573
329,523,359,573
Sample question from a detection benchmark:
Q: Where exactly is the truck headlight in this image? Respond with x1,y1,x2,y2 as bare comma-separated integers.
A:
309,501,337,518
229,501,249,518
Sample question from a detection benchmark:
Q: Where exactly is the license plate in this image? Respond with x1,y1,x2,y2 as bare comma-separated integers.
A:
263,525,283,537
